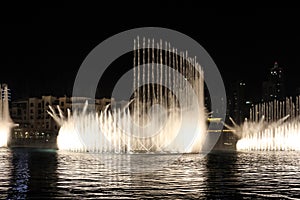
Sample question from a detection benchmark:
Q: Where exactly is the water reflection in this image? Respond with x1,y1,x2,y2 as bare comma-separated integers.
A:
235,151,300,199
204,151,244,199
0,149,12,199
6,148,58,199
55,152,206,199
1,149,300,199
7,149,30,199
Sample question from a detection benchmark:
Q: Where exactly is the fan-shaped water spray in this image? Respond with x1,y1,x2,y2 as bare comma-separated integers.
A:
234,96,300,151
49,37,207,153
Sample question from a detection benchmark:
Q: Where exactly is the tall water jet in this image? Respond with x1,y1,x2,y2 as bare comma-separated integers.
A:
49,37,207,153
0,84,14,147
235,96,300,151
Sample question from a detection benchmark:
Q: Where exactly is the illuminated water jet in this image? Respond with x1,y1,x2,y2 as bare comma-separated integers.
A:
0,84,14,147
49,37,206,153
234,96,300,151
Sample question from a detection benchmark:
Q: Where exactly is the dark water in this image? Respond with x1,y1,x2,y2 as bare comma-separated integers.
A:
0,148,300,199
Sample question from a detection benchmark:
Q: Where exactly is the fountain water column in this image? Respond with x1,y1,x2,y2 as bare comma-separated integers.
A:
160,40,163,107
172,48,175,106
155,43,159,104
179,52,183,104
188,56,192,107
285,98,291,117
1,85,11,122
159,40,163,150
52,37,207,153
279,101,282,120
104,107,108,152
297,96,300,116
237,95,300,151
154,43,160,151
168,43,172,150
147,39,151,108
290,97,293,119
133,38,136,151
164,41,168,101
174,48,178,107
164,41,168,147
254,105,257,122
274,100,276,121
109,111,114,153
126,108,131,153
259,103,264,118
185,51,189,109
0,85,2,122
117,108,121,153
150,39,155,149
99,110,103,152
298,96,300,116
190,55,194,96
193,57,196,98
262,103,265,120
137,36,140,150
113,108,117,152
168,43,171,102
273,99,277,121
271,101,274,121
292,97,295,119
0,84,15,148
151,39,155,104
170,47,176,151
142,37,146,147
146,39,151,150
296,96,299,116
278,100,280,120
286,97,290,118
277,99,279,120
95,113,100,152
264,102,267,122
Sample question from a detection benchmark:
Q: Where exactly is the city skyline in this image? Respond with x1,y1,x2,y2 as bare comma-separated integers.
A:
2,6,300,199
1,6,300,101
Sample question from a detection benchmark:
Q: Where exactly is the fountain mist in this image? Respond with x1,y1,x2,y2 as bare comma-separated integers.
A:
49,37,206,153
236,96,300,151
0,84,14,147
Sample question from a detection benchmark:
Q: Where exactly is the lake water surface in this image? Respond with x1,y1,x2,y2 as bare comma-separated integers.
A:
0,148,300,199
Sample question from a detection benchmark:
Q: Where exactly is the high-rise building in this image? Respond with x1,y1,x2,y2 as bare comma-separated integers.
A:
228,80,247,124
262,62,285,101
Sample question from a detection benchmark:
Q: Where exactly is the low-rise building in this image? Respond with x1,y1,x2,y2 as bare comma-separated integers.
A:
10,95,114,147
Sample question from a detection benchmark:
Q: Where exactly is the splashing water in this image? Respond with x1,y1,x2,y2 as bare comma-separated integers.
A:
0,124,10,147
49,37,207,153
0,84,15,147
234,96,300,151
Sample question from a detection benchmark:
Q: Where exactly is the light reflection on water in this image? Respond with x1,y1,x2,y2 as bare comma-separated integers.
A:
0,148,300,199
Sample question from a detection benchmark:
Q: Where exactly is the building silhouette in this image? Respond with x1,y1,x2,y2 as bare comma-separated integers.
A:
262,62,285,101
227,80,249,125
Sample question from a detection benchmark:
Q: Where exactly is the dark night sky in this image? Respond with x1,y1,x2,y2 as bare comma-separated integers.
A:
1,5,300,102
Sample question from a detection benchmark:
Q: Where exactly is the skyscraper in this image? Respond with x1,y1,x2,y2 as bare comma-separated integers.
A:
228,80,247,124
262,62,285,101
